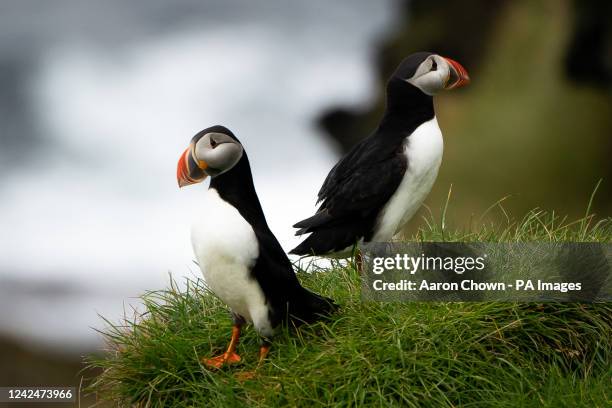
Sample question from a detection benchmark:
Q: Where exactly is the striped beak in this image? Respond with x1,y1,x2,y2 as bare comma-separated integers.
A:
177,144,208,188
444,57,470,89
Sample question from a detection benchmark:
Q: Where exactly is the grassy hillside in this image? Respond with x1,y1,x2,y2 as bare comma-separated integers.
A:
87,209,611,407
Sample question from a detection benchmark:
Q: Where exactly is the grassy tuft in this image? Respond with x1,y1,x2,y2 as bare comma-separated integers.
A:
87,209,611,407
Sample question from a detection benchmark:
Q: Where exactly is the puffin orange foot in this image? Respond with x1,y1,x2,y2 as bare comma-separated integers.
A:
234,343,269,380
202,351,241,369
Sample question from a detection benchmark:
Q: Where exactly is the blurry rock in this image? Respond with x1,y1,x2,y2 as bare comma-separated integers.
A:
0,335,102,405
564,0,612,87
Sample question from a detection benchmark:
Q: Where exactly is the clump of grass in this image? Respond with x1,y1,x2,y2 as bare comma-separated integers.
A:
86,208,611,407
416,182,611,243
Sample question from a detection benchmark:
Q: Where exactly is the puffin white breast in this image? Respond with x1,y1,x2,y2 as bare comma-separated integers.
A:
190,188,269,328
373,117,443,241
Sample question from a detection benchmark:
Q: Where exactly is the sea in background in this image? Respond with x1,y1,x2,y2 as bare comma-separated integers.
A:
0,0,397,354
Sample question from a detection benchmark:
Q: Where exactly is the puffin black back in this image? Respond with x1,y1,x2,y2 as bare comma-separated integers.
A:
211,150,337,325
209,152,268,231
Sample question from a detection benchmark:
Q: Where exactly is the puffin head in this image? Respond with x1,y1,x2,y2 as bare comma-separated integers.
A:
177,125,244,187
391,52,470,95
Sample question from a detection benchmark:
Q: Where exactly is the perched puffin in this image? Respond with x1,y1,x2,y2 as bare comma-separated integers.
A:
177,125,336,370
291,52,469,257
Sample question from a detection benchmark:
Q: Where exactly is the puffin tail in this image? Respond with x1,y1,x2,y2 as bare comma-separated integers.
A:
289,288,338,325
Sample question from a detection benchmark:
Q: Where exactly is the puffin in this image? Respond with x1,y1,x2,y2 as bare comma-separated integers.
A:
291,52,470,258
177,125,336,370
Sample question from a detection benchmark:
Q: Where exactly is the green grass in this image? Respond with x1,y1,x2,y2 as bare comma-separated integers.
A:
86,207,611,407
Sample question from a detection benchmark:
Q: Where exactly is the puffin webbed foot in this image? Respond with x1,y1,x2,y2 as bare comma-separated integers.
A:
203,351,241,369
235,343,271,381
202,324,242,369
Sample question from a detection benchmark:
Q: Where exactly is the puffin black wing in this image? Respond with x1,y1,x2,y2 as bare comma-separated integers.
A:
205,149,336,324
252,229,337,325
290,135,407,255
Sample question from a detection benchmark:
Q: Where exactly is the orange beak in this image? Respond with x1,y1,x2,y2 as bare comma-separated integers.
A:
443,57,470,89
177,146,208,188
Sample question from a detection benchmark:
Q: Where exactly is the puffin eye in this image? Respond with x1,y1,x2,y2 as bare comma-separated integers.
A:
210,138,218,148
431,59,437,71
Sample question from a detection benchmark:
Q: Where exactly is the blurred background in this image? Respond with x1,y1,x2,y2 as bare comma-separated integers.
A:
0,0,610,398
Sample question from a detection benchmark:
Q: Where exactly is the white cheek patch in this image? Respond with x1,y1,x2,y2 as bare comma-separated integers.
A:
406,57,451,96
407,69,447,95
194,136,244,174
208,143,243,171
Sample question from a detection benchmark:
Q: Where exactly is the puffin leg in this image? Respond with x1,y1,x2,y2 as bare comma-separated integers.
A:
203,324,243,369
257,342,271,365
235,340,271,381
355,249,363,275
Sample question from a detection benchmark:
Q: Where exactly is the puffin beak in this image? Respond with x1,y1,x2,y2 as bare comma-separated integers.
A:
444,57,470,90
177,145,208,188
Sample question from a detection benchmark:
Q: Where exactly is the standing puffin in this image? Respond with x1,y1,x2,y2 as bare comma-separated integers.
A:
291,52,469,257
177,125,336,369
